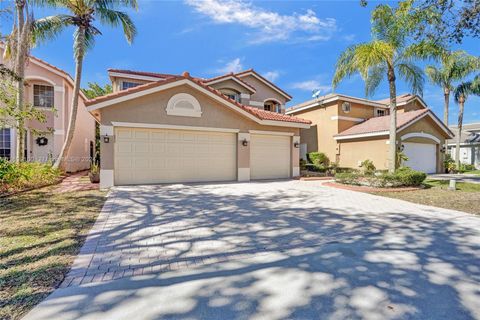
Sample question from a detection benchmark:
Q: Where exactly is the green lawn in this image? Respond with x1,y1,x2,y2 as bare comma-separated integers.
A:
464,170,480,175
372,180,480,215
0,187,106,320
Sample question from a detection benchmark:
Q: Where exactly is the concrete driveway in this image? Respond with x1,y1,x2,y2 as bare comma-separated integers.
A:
24,180,480,320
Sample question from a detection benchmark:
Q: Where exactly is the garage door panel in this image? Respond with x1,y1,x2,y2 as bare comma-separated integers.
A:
251,134,290,180
114,128,236,185
403,142,437,173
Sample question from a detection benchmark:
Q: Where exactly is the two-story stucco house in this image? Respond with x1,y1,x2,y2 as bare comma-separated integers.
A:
0,46,96,172
85,68,310,189
287,93,454,173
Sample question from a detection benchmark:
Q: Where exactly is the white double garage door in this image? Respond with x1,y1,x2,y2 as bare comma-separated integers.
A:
114,127,291,185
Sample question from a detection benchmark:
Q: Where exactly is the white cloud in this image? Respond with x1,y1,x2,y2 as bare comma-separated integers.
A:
290,80,331,93
217,58,243,74
264,71,280,82
185,0,336,44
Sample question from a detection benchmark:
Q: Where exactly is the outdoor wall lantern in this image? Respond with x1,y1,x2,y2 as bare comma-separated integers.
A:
103,135,110,143
242,139,249,147
398,144,405,152
440,146,446,153
293,142,300,148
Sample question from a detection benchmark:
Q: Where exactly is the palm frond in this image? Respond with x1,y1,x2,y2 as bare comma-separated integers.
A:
32,15,72,45
332,44,359,89
397,62,425,96
425,65,445,87
402,40,445,61
365,65,386,97
95,8,137,43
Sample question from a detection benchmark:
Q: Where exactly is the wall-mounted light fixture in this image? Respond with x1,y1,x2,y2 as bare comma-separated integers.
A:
293,142,300,148
242,139,249,147
103,135,110,143
398,144,405,152
440,146,446,153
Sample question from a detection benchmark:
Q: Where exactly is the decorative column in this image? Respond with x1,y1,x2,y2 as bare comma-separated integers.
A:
237,132,250,181
292,135,300,177
99,125,114,189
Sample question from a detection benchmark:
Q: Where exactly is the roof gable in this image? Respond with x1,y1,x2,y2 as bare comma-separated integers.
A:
85,73,310,127
202,74,256,93
334,109,453,140
235,69,292,100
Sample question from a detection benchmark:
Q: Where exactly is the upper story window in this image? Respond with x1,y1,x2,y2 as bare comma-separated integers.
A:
219,89,240,102
0,128,11,160
264,100,282,113
341,102,351,113
122,81,140,90
33,84,54,108
376,109,386,117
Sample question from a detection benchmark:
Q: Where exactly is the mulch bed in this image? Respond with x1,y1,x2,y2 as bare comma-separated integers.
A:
299,176,334,181
323,181,423,193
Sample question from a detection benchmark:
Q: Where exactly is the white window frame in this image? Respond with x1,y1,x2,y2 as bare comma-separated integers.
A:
375,108,386,117
219,88,240,102
0,128,12,160
33,84,54,108
121,81,141,90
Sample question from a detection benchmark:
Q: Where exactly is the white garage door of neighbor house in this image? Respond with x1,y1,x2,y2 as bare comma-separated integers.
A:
403,142,437,173
250,134,290,180
114,127,237,185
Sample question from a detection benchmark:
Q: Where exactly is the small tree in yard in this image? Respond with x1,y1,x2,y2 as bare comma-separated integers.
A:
453,75,480,167
333,0,442,173
0,67,49,148
34,0,138,170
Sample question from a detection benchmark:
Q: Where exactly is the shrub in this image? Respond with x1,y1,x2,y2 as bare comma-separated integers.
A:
0,160,62,194
360,159,376,175
392,167,426,186
299,158,307,170
307,152,330,166
334,166,426,188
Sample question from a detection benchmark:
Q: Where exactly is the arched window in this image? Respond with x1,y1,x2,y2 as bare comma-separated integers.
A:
264,99,281,113
166,93,202,117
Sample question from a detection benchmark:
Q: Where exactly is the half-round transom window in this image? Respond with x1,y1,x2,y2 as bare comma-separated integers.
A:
166,93,202,117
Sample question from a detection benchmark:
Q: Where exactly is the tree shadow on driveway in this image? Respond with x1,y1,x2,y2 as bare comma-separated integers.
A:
23,180,480,320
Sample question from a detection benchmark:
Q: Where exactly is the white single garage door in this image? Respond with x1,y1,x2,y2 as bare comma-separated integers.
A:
250,134,290,180
114,127,236,185
403,142,437,173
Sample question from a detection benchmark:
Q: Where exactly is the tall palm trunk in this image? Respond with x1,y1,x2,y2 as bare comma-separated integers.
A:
14,0,27,162
455,97,465,168
54,29,85,170
443,87,450,162
387,64,397,173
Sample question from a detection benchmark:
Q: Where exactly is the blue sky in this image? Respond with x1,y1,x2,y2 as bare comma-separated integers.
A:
1,0,479,124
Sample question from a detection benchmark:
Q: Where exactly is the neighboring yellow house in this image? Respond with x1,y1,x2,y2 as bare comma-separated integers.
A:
286,93,454,173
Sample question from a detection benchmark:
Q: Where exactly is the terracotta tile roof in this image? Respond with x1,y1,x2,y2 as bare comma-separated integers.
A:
336,109,430,137
375,93,428,109
235,69,292,100
202,73,257,93
107,69,178,79
86,72,310,125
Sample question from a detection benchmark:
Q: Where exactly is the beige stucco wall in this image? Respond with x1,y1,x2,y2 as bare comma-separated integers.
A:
338,137,389,170
294,101,339,163
238,74,288,105
338,116,449,172
98,84,299,134
97,84,300,180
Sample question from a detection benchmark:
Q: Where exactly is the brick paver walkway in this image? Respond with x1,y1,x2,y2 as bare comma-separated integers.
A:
55,171,98,193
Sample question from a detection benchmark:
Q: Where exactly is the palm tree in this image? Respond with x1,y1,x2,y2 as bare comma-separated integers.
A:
332,1,440,172
34,0,137,170
4,0,33,162
425,51,480,127
453,75,480,167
